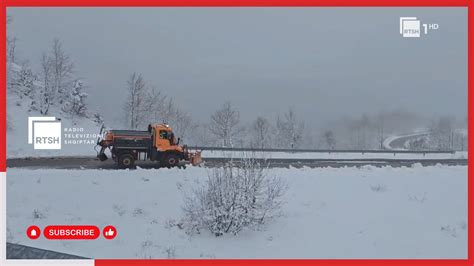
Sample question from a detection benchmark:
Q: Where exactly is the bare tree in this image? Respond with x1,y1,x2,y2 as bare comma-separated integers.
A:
429,116,455,150
50,38,74,104
7,36,17,64
357,114,370,149
145,88,167,122
375,113,385,149
173,110,194,143
38,53,53,115
322,130,336,150
6,15,16,63
275,108,304,149
124,72,147,129
251,116,271,149
145,88,195,141
93,113,105,126
208,102,240,147
458,133,467,151
188,125,214,146
6,15,16,95
160,98,195,143
346,114,371,149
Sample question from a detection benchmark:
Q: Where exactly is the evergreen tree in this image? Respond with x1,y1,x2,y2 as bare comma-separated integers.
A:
63,80,87,117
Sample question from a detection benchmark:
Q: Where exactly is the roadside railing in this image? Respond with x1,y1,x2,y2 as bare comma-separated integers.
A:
189,146,457,154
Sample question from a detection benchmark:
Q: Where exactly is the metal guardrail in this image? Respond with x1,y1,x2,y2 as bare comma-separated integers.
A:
202,158,467,168
189,146,457,154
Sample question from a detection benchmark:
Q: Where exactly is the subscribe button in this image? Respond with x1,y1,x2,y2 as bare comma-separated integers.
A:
43,225,100,240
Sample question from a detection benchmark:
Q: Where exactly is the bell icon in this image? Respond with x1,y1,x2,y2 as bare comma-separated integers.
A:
27,225,40,239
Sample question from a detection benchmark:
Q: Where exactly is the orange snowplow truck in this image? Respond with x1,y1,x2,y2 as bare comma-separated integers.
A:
96,123,202,169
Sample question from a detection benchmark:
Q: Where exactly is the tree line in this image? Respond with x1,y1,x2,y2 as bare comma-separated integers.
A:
124,73,467,151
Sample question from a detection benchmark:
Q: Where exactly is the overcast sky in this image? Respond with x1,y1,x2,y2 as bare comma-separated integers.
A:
7,7,467,127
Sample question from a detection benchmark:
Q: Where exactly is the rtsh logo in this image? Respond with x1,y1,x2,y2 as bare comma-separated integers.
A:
400,17,439,38
28,117,62,150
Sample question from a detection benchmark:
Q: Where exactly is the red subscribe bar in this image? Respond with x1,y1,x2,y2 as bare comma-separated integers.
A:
43,225,100,240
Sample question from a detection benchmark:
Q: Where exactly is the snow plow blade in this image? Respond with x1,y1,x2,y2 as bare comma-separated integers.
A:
188,151,202,166
96,145,108,161
98,152,108,161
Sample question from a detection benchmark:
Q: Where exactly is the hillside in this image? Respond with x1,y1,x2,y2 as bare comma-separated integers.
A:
7,62,101,158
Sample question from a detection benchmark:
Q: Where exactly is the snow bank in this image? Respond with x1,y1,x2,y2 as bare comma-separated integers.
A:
6,165,467,258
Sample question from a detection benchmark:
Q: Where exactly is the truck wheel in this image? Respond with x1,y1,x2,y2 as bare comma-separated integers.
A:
164,153,179,168
118,154,135,169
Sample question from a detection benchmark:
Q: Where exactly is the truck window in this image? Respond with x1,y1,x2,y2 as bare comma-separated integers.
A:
169,132,175,145
159,130,168,139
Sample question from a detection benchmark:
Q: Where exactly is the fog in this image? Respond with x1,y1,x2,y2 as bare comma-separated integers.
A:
7,7,467,127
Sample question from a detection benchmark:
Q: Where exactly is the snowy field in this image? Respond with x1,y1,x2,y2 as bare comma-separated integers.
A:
6,165,467,259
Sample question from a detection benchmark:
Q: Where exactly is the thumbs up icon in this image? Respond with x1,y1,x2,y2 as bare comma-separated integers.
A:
105,228,114,236
103,225,117,240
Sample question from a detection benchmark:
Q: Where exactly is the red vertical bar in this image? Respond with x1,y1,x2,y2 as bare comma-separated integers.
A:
0,3,6,172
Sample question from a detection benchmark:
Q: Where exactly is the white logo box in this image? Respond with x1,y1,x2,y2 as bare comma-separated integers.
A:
32,121,62,150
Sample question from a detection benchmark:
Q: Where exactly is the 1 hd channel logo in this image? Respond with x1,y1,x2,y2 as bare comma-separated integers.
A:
400,17,439,38
28,116,62,150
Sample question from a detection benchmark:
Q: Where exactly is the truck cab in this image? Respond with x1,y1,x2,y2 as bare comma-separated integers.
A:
148,124,181,151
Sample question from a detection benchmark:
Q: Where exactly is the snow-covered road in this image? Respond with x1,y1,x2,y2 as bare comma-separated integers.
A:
382,132,429,150
6,165,467,259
